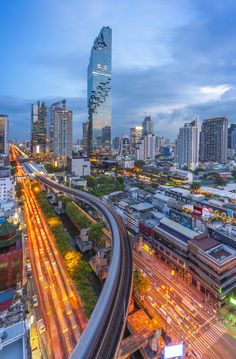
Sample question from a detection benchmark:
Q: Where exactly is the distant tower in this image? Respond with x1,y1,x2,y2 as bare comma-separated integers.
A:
112,136,121,154
142,116,153,137
130,126,143,155
31,101,47,155
88,26,112,159
48,100,72,159
143,134,156,161
200,117,228,163
0,115,9,155
118,136,131,159
228,124,236,151
82,122,89,155
175,119,199,170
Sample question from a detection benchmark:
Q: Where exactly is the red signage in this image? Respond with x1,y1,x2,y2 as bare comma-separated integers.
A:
193,205,202,216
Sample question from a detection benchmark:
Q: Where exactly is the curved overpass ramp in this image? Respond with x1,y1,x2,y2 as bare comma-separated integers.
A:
36,175,133,359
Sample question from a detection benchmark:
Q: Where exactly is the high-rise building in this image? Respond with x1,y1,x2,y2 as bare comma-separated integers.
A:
228,124,236,151
135,140,144,161
82,122,89,155
118,136,131,159
142,116,153,137
155,136,165,156
88,26,112,159
0,115,9,155
200,117,228,163
48,100,72,159
48,99,66,153
130,126,143,155
31,101,47,155
175,119,199,170
143,134,156,161
112,137,120,150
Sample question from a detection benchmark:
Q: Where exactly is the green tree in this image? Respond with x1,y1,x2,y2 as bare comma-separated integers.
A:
83,175,96,188
134,160,145,169
44,164,64,173
190,182,201,190
194,167,205,174
231,169,236,179
66,201,90,229
97,175,113,185
133,269,150,297
214,176,225,186
15,182,23,199
89,222,105,248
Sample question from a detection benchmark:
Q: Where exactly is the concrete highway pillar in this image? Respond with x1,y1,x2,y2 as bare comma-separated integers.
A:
148,329,161,354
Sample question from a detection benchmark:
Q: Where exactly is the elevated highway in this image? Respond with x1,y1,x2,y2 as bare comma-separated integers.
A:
36,175,133,359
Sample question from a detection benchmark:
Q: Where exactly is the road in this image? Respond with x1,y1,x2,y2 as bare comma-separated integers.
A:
134,251,236,359
12,148,87,359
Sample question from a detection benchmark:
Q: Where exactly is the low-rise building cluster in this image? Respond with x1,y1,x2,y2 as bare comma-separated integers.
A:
104,183,236,307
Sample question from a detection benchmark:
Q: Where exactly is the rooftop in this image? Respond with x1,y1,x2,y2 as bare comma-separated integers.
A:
155,217,199,245
190,233,220,251
200,186,236,200
0,321,26,359
206,244,236,263
159,217,198,240
130,203,154,212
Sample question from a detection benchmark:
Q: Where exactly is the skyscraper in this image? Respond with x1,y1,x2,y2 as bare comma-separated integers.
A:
228,124,236,151
48,100,72,159
88,26,112,159
200,117,228,163
142,116,153,137
82,122,89,155
175,119,199,170
0,115,9,155
130,126,143,155
143,134,156,161
118,136,131,160
31,101,47,155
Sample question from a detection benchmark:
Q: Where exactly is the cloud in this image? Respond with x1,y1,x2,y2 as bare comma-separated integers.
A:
2,1,236,142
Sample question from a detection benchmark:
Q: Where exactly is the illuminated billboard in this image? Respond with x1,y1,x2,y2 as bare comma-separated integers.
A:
164,343,184,358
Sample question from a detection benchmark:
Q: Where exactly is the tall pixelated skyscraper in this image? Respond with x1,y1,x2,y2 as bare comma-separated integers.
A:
87,27,112,159
31,101,47,155
48,100,72,159
200,117,228,163
0,115,9,155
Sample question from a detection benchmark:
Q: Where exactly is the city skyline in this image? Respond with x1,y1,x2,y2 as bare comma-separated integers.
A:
2,1,236,140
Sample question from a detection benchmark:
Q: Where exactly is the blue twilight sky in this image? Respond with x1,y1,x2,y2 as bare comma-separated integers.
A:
1,0,236,141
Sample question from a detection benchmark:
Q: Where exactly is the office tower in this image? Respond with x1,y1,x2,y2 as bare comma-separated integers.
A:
142,116,153,137
0,115,9,155
88,26,112,159
118,136,131,159
48,99,66,153
31,101,47,155
82,122,89,155
112,136,120,151
228,124,236,151
175,119,199,170
135,140,145,161
155,136,165,155
143,134,156,161
200,117,228,163
130,126,143,155
48,100,72,158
